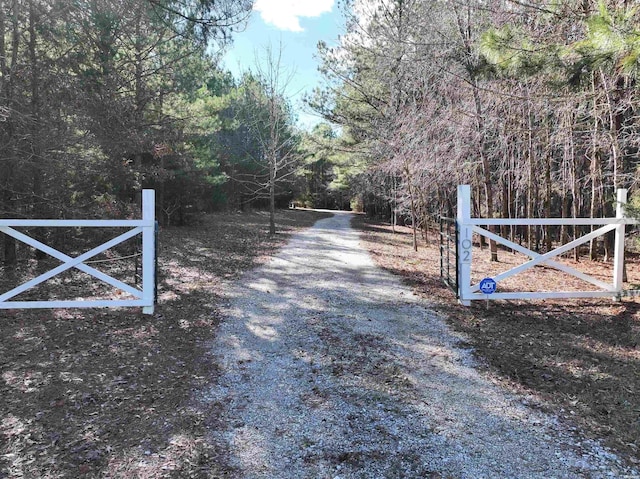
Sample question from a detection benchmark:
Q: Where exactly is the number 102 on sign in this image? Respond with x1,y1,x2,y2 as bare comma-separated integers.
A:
460,237,472,264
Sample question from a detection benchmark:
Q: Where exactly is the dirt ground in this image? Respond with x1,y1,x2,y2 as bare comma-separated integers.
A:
2,209,639,477
0,209,330,479
354,216,640,469
206,211,638,478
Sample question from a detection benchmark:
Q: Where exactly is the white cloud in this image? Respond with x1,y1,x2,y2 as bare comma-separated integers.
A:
254,0,335,32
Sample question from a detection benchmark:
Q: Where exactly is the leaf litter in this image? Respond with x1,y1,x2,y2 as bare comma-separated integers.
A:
0,209,329,478
356,216,640,470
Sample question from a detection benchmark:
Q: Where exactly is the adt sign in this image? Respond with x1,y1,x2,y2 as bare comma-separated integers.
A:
479,277,497,295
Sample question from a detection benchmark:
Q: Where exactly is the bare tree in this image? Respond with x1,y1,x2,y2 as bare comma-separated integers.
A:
311,0,640,270
234,43,301,234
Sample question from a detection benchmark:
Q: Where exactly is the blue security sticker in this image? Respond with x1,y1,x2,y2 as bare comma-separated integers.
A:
479,277,497,295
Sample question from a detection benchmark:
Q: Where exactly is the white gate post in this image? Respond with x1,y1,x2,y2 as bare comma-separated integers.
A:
457,185,472,306
142,189,156,314
613,188,627,299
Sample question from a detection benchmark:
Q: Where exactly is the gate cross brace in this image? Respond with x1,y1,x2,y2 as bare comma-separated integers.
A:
470,224,617,293
0,226,143,303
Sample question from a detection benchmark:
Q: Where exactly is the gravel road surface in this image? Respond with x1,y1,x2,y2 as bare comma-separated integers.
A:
206,212,639,478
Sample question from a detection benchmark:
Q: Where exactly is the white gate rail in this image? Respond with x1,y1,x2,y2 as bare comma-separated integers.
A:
457,185,637,305
0,189,156,314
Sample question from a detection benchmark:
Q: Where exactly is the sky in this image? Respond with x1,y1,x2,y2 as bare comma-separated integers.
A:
222,0,344,130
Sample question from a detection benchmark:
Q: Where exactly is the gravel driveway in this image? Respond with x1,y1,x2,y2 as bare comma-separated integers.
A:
206,212,639,478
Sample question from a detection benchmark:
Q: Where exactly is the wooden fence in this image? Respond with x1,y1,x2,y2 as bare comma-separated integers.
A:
456,185,638,305
0,190,156,314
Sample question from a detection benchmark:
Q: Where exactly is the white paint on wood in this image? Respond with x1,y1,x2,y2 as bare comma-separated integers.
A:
142,190,155,315
468,218,635,226
456,186,636,304
0,219,151,227
0,189,156,314
470,226,614,292
613,189,627,296
457,185,472,306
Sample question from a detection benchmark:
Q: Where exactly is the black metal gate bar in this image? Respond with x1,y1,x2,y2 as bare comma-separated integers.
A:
439,216,458,297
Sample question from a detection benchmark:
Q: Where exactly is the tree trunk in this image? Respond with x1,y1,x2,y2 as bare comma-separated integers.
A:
28,0,48,259
392,175,397,234
269,155,276,235
1,0,19,266
527,95,535,252
476,93,497,262
599,69,626,277
589,162,600,261
589,73,601,261
560,110,572,248
453,4,496,261
419,189,429,244
475,182,486,250
501,173,509,241
560,192,570,245
544,152,552,253
404,164,418,252
570,108,580,262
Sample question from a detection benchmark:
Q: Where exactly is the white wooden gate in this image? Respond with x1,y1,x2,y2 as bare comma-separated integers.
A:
456,185,638,305
0,189,156,314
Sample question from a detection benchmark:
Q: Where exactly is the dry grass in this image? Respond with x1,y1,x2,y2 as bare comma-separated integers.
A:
0,209,331,479
355,216,640,468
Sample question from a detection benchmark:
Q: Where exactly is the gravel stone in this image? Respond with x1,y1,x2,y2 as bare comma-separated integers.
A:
205,212,640,478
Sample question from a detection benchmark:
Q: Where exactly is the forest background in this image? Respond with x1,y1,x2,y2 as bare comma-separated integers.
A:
3,0,640,265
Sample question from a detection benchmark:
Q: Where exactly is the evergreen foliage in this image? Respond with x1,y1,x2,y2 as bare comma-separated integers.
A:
308,0,640,260
0,0,308,266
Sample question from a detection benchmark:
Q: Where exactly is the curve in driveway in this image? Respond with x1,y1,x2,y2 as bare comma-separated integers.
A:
206,212,639,478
